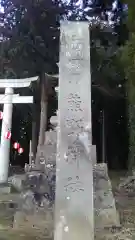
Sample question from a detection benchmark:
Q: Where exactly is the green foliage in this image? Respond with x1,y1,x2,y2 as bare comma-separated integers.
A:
121,34,135,86
0,0,129,160
0,0,67,77
0,0,126,85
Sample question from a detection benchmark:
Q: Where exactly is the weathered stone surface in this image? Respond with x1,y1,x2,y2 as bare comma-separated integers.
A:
24,171,51,195
8,174,26,192
11,163,119,232
35,116,57,167
54,22,94,240
45,130,57,144
44,145,56,165
19,190,37,213
0,193,19,228
24,163,45,173
13,188,54,237
94,163,120,228
13,209,53,238
18,190,51,213
44,130,57,165
8,171,51,197
91,145,97,165
47,168,56,201
0,183,11,194
36,130,57,165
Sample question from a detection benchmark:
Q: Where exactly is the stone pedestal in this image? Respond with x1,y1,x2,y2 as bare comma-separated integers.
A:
94,163,120,229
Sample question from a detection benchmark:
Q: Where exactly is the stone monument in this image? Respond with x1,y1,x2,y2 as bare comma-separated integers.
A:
54,21,94,240
42,115,57,166
0,76,38,184
46,89,97,167
22,22,119,236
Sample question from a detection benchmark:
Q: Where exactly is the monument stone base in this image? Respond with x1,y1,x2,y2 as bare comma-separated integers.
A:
94,163,120,229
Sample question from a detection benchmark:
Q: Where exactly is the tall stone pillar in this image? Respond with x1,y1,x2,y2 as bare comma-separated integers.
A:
54,22,94,240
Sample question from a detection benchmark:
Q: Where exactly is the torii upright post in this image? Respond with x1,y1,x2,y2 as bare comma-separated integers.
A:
0,77,38,184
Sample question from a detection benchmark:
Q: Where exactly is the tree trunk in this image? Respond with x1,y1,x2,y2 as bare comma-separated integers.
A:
31,80,41,160
128,81,135,171
38,84,48,145
32,103,40,159
36,72,48,163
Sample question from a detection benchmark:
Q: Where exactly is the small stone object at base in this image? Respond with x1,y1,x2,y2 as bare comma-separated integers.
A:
25,163,45,173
